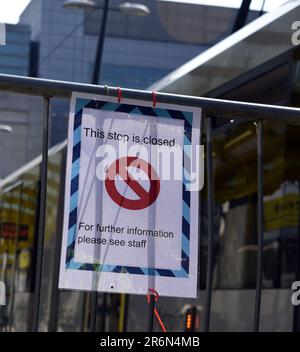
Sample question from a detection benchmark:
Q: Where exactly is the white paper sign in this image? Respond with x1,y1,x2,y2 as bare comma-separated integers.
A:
59,92,202,298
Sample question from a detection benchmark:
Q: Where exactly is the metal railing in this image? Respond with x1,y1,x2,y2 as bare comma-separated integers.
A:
0,73,300,332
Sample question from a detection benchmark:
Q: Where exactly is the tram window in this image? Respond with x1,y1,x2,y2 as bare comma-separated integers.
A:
200,121,300,290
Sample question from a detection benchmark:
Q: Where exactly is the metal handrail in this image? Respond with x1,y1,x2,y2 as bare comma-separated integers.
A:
0,73,300,123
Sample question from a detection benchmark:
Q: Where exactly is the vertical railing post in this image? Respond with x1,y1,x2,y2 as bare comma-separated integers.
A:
292,182,300,331
147,295,155,332
30,96,51,332
88,0,110,332
89,292,98,332
118,294,129,332
80,293,88,332
253,120,264,332
48,149,67,332
203,115,214,332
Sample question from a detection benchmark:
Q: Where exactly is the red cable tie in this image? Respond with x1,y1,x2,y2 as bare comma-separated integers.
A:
152,91,157,108
146,289,167,333
117,87,122,103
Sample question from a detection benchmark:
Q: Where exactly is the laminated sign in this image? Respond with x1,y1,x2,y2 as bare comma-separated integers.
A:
59,92,202,298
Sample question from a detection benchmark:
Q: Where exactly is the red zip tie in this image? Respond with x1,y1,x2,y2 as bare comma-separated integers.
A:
146,289,167,332
117,87,122,103
152,91,157,107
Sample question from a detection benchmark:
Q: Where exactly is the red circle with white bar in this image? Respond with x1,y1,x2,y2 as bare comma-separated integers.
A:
105,157,160,210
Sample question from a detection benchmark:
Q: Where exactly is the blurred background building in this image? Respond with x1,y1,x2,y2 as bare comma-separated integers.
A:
0,24,30,76
0,23,43,178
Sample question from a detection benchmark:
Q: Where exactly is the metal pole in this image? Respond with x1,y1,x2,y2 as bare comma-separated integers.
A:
292,183,300,332
48,150,67,332
259,0,266,17
89,290,98,332
203,116,214,332
99,294,108,332
253,120,264,332
0,74,300,124
0,194,4,331
89,0,110,330
26,181,41,331
92,0,110,85
30,96,51,332
118,294,129,332
80,292,88,332
293,234,300,331
232,0,252,33
147,295,155,332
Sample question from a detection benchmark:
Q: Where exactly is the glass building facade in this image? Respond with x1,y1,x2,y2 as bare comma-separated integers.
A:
0,24,43,179
0,24,30,76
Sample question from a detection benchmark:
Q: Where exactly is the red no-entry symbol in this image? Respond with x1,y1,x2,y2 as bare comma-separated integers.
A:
105,157,160,210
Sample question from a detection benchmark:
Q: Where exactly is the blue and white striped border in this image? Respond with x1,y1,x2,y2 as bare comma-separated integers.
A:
65,98,193,278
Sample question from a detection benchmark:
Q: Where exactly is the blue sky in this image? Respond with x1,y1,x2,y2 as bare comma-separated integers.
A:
0,0,288,24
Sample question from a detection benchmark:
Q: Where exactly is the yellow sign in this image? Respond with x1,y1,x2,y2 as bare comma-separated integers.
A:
264,193,299,231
